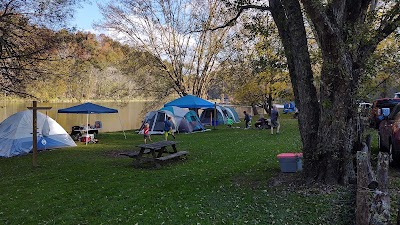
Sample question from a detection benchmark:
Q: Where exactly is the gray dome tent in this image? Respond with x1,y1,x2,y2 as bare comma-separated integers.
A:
139,106,205,135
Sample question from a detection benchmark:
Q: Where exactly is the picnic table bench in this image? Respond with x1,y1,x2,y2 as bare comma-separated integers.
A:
127,141,188,168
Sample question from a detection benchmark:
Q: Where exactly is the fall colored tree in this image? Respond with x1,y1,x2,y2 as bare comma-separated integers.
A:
0,0,83,97
98,0,233,99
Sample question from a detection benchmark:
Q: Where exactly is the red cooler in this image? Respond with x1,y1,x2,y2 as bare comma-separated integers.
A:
80,135,91,142
277,153,303,173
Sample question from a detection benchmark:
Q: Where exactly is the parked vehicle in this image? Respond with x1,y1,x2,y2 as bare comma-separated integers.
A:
395,92,400,98
369,98,400,129
378,104,400,165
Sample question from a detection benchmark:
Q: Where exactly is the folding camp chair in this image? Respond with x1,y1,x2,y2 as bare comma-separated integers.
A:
70,126,82,141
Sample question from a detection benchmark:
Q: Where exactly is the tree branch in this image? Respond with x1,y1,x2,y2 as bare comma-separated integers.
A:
301,0,335,36
360,2,400,60
193,4,271,32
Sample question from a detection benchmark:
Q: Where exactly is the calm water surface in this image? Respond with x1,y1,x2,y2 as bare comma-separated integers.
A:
0,101,146,133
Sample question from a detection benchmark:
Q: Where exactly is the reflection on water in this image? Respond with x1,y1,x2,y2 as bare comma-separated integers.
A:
0,101,265,132
0,101,145,133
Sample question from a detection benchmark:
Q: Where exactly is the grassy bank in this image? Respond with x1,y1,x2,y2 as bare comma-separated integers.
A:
0,117,356,224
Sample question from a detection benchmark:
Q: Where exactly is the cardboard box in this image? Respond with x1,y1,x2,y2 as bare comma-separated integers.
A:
277,153,303,173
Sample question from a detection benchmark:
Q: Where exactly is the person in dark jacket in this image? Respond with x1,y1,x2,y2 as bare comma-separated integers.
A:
270,105,280,134
244,111,251,129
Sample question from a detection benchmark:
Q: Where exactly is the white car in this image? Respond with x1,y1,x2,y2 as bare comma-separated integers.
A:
395,92,400,98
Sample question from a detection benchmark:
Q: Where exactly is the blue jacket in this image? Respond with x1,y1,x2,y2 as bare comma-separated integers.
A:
164,120,172,131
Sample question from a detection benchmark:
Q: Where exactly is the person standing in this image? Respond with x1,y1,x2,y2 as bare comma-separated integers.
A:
227,117,233,128
164,116,176,141
244,111,251,129
143,123,152,144
270,105,280,134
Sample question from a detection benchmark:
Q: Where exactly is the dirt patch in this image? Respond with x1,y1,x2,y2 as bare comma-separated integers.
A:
232,171,350,196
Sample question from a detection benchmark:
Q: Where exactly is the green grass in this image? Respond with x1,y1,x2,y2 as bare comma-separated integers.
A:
0,116,355,224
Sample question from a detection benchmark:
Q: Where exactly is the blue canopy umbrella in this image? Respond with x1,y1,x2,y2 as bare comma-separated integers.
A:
164,95,214,109
58,102,126,143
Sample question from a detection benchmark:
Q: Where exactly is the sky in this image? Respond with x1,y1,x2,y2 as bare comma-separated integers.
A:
70,1,107,32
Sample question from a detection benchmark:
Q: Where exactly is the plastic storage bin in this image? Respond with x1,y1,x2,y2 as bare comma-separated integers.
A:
277,153,303,173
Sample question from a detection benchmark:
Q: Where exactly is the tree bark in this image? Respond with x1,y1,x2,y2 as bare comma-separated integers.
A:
270,0,320,182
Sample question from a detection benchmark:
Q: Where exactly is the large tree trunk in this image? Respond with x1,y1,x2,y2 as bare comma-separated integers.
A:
315,48,358,184
270,0,321,182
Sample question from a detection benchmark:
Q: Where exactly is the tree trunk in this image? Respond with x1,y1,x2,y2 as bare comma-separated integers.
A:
270,0,320,182
267,0,396,184
314,49,357,184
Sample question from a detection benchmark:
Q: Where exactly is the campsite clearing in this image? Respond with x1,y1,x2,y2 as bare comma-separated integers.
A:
0,116,394,224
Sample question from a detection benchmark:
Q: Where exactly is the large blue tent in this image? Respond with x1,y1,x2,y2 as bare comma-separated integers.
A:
164,95,214,108
58,102,125,142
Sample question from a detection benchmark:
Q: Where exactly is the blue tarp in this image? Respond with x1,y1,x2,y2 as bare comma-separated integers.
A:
164,95,214,109
58,102,118,114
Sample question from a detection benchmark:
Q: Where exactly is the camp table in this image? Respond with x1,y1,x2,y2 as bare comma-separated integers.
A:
132,141,188,168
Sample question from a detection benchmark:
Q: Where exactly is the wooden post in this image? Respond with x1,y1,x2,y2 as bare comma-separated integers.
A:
356,151,371,225
377,152,389,192
32,101,38,167
370,152,390,225
361,143,378,189
27,101,52,168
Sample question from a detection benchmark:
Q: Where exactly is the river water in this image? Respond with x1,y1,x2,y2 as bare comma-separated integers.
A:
0,101,146,133
0,101,261,133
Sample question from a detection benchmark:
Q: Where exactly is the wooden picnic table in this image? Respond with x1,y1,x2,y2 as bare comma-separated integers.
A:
128,141,188,168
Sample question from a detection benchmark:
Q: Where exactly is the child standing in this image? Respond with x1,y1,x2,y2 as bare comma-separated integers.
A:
143,123,152,143
227,117,233,128
164,117,176,141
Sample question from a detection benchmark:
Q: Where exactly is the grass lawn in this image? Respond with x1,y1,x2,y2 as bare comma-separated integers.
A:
0,115,359,224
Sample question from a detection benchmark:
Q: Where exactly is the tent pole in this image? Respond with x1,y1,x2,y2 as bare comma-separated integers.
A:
86,114,89,145
117,114,127,139
214,102,217,130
